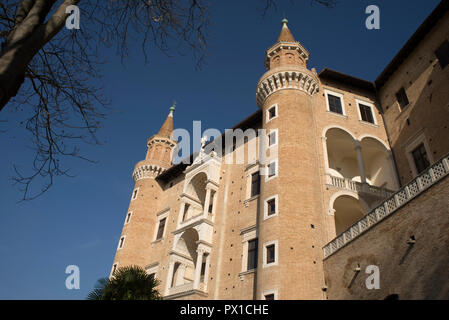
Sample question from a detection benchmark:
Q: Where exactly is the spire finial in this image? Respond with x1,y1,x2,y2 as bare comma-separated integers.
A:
282,18,288,26
169,101,176,117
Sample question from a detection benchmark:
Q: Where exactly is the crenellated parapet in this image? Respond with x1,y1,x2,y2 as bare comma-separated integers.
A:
256,66,320,107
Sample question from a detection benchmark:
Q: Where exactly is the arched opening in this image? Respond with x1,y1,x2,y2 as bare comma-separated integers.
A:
171,228,199,287
182,172,208,221
326,128,361,182
333,195,365,235
360,137,396,190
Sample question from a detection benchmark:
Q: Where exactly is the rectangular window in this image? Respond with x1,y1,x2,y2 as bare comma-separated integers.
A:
251,172,260,197
411,143,430,174
268,131,277,146
112,263,118,276
435,40,449,69
268,106,277,120
126,212,132,224
328,94,343,114
267,198,276,216
268,162,276,178
119,237,125,249
396,87,409,109
359,104,375,124
156,218,166,240
264,294,275,300
247,239,258,270
132,188,138,200
266,244,275,264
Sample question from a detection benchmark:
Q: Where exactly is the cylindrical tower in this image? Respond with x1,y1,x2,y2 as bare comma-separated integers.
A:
255,19,325,299
111,106,177,273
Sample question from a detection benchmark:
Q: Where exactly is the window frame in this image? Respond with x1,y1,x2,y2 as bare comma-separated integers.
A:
404,132,434,178
262,289,278,300
265,159,278,182
264,194,279,220
250,171,261,197
263,240,278,268
131,187,140,201
117,236,126,250
395,87,410,111
268,129,278,148
240,227,257,273
324,89,346,116
247,239,258,271
154,209,169,242
356,99,377,125
125,211,133,224
110,263,118,277
411,143,430,175
266,104,278,123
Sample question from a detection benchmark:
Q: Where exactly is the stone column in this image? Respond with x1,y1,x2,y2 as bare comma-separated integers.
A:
387,151,401,190
165,260,175,295
203,254,211,291
354,140,367,184
203,188,212,217
193,249,204,290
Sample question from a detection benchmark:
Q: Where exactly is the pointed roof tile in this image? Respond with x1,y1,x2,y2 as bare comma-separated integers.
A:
277,18,295,42
157,104,175,138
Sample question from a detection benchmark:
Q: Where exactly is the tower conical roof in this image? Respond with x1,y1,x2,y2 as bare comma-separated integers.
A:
157,104,175,138
277,18,295,42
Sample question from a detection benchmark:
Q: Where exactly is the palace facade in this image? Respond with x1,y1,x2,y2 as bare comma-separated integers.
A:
111,1,449,300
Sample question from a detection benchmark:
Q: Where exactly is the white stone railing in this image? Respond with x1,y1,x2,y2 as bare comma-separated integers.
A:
329,175,395,199
323,154,449,258
167,281,206,296
168,282,194,296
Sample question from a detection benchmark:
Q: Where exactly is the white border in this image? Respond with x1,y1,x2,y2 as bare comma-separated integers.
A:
110,262,118,277
125,211,133,225
117,235,126,250
153,210,169,242
324,89,346,116
355,99,378,125
264,195,279,220
268,129,278,148
405,132,433,177
263,240,278,268
241,229,258,272
265,159,279,182
262,289,278,300
131,187,140,201
266,104,278,123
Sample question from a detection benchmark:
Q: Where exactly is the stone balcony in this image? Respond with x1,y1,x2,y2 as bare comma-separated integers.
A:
323,153,449,259
328,175,395,206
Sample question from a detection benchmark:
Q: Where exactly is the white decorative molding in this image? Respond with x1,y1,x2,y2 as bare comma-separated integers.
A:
256,67,320,107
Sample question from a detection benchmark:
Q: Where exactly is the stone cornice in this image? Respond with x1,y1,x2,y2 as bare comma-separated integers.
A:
256,66,320,107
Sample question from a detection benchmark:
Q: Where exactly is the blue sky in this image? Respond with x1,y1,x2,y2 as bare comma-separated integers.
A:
0,0,441,299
